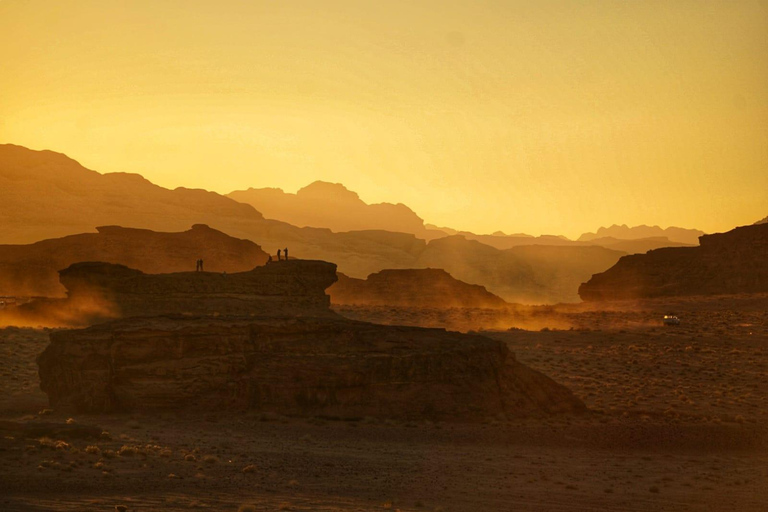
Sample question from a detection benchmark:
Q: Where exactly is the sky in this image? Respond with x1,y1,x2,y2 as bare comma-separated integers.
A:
1,0,766,238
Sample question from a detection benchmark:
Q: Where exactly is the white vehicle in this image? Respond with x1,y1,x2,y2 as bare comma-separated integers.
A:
663,315,680,326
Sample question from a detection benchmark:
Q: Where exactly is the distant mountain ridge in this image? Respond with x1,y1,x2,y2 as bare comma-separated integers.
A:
578,224,704,245
227,182,439,238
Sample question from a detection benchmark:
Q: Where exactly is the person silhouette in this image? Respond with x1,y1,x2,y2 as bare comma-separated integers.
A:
195,259,201,272
200,259,204,272
284,247,289,260
267,255,273,264
277,249,282,261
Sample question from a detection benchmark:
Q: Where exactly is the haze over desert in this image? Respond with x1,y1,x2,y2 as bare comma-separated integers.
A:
1,1,767,511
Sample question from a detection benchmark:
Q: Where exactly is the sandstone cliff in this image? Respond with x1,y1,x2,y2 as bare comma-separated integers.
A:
579,224,768,301
0,224,268,297
37,315,585,419
329,269,508,309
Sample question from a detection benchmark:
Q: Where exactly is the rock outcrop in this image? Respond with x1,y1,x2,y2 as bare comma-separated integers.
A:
38,315,584,419
329,269,508,309
59,260,338,319
579,224,768,301
36,261,585,419
0,224,269,297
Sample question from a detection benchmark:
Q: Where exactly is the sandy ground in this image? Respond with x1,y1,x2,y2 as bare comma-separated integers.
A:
1,295,767,511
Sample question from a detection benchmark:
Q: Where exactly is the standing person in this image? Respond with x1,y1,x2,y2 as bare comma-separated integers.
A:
200,259,204,272
195,259,201,272
284,247,289,260
277,249,282,261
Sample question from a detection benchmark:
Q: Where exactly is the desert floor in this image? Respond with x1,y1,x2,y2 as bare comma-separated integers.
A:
1,295,767,511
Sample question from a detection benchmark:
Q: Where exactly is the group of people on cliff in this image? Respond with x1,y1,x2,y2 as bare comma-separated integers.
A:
267,247,289,264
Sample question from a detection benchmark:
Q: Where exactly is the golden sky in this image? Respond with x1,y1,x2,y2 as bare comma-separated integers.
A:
1,0,766,238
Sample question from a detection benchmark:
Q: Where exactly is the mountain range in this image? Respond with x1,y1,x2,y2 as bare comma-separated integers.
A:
0,144,710,303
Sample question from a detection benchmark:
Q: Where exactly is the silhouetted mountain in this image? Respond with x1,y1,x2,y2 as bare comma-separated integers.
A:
413,236,625,304
578,224,704,245
755,216,768,225
329,268,508,308
579,224,768,301
0,225,268,297
228,182,439,237
0,144,262,244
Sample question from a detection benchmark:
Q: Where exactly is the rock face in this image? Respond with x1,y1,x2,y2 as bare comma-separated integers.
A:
329,269,508,309
36,261,585,419
38,316,584,419
0,224,269,297
579,224,768,301
59,260,338,319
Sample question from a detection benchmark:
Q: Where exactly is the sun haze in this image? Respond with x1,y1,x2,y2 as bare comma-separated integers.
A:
1,0,766,238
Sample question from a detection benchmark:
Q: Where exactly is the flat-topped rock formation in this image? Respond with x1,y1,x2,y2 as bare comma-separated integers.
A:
59,259,338,319
329,269,508,309
36,260,585,419
0,224,268,297
38,315,585,419
579,224,768,301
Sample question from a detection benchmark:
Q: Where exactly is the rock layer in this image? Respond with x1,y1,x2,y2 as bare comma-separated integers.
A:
579,224,768,301
38,315,585,419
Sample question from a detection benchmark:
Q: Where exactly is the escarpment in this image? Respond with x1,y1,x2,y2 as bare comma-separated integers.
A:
37,259,585,420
